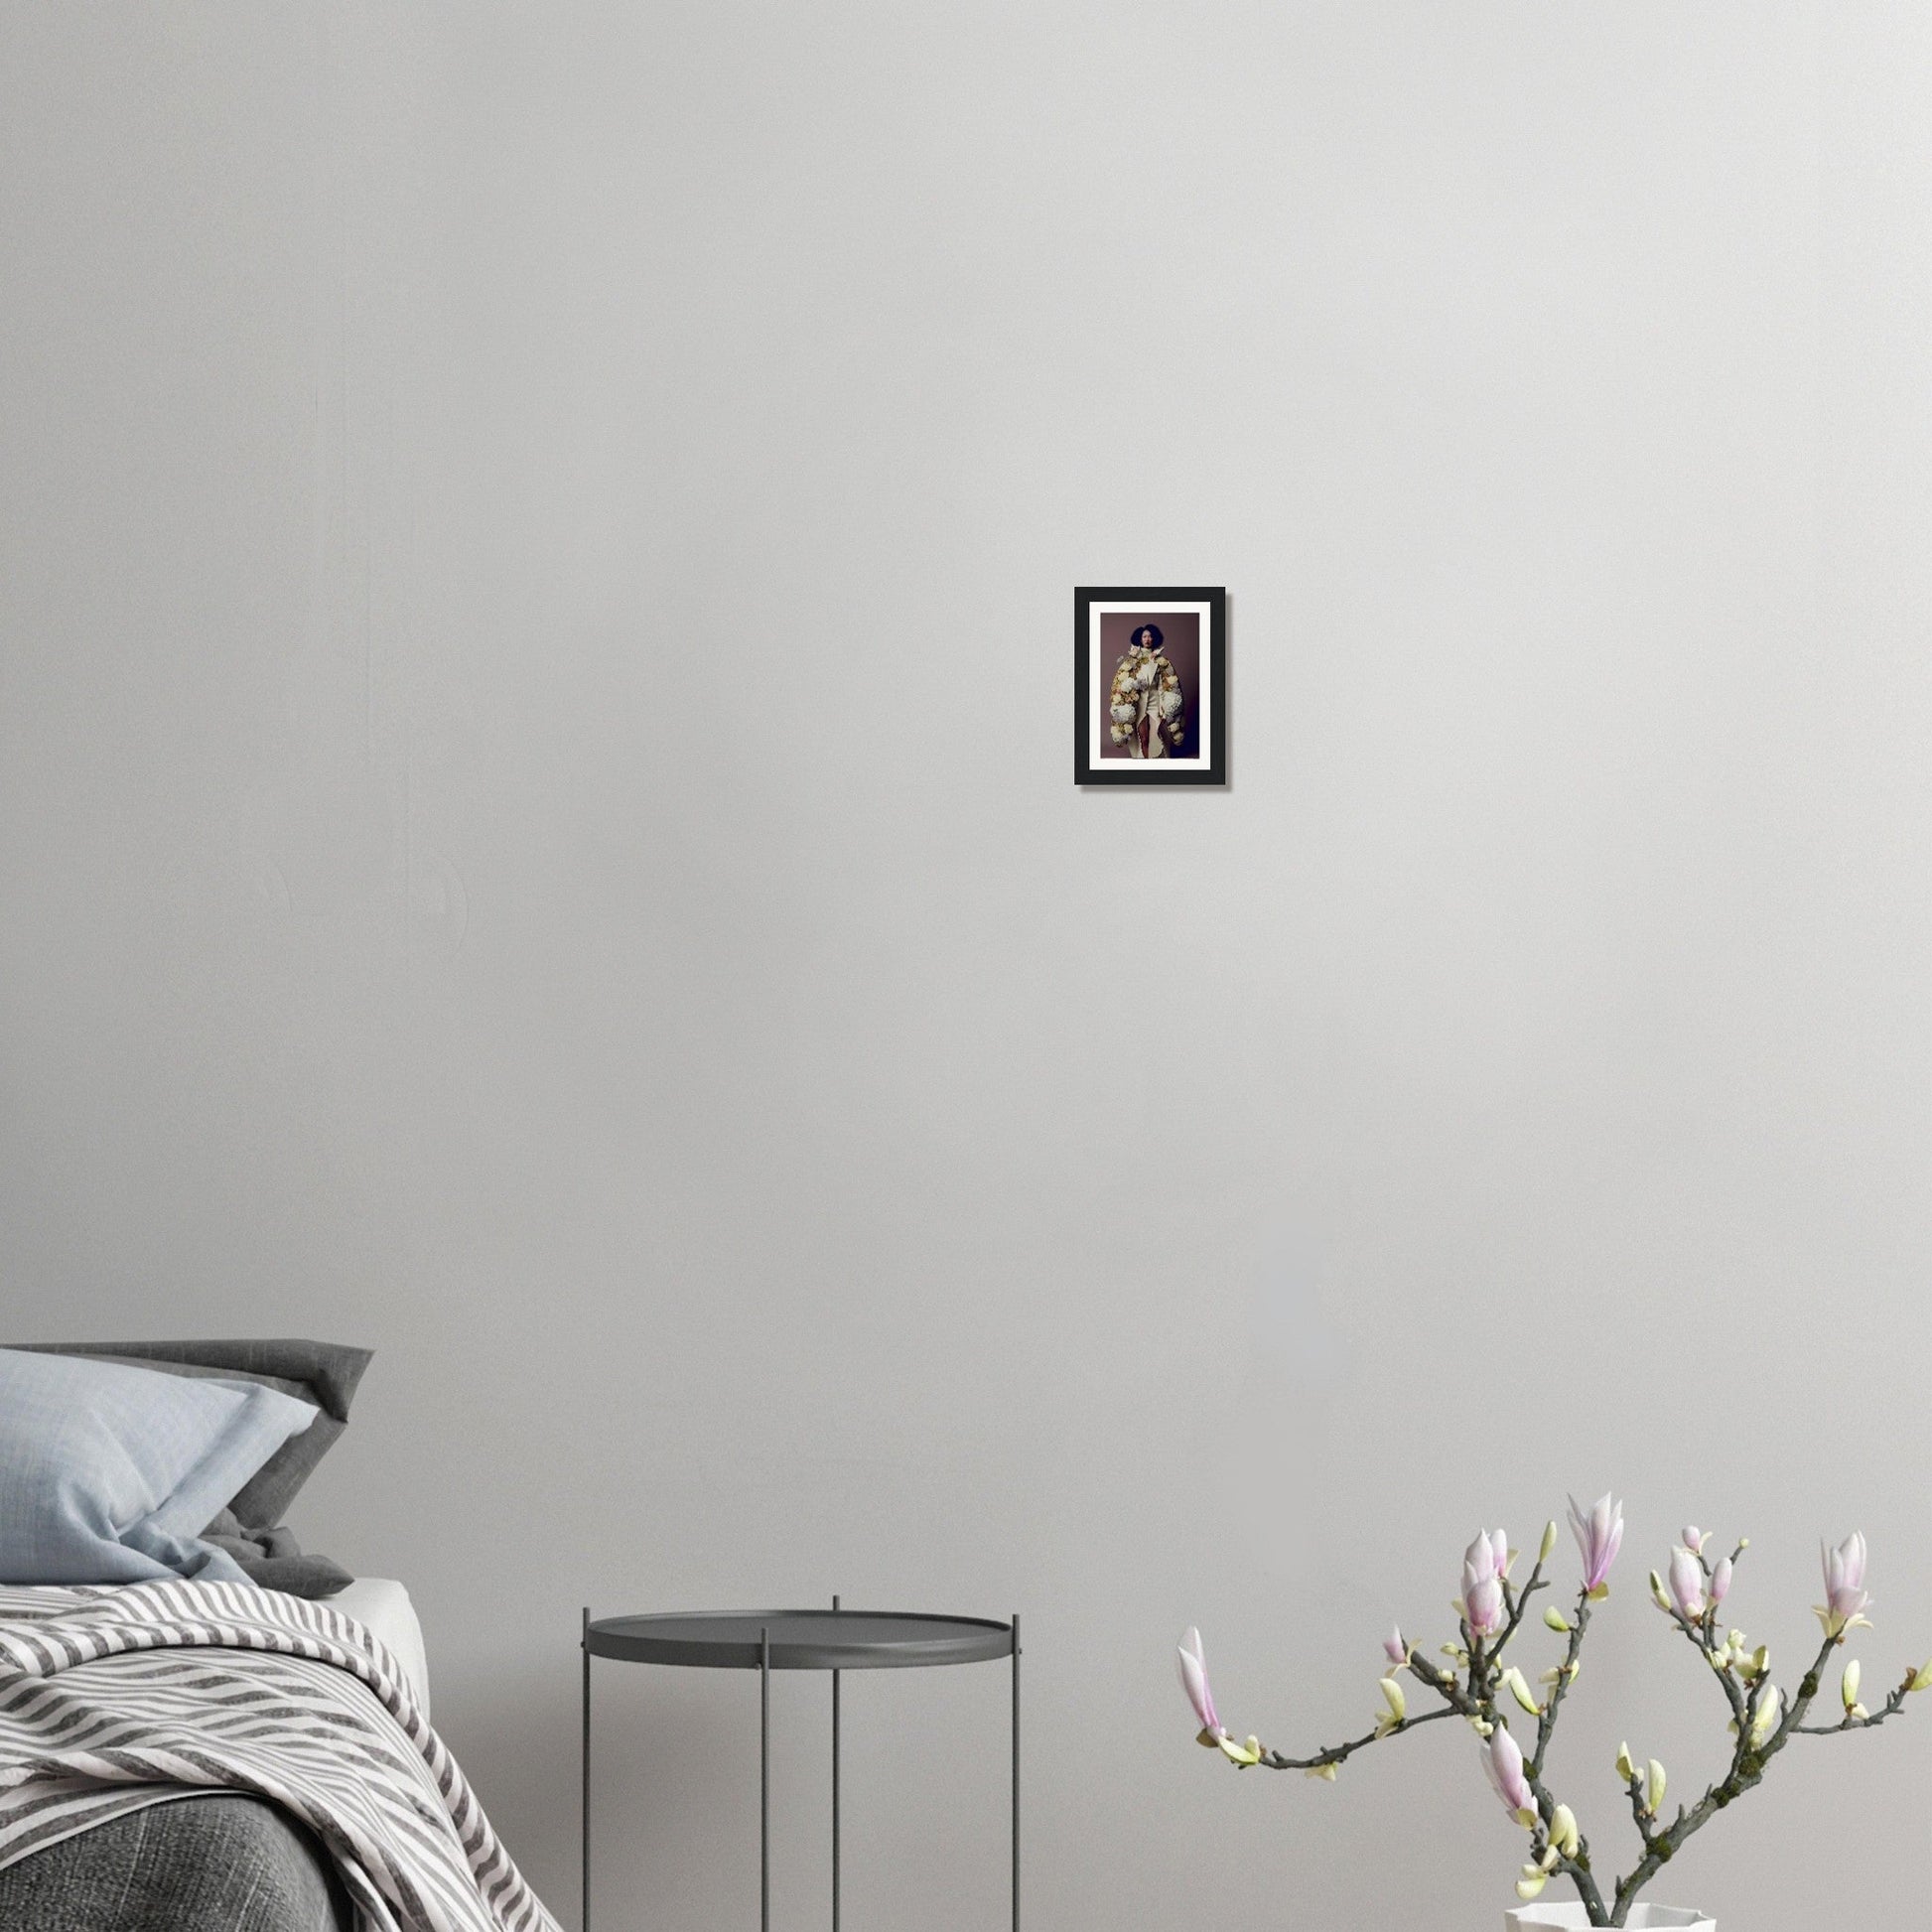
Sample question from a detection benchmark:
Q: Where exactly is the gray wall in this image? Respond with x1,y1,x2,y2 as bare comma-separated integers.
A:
3,4,1927,1927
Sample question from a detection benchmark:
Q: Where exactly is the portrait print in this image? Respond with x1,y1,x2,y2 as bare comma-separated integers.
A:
1101,614,1199,762
1073,588,1226,785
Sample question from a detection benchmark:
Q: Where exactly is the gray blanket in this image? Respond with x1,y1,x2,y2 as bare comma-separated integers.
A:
0,1794,352,1931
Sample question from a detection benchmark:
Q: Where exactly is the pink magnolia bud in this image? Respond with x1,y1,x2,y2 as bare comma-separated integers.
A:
1681,1526,1708,1555
1567,1493,1625,1590
1667,1546,1707,1618
1465,1532,1503,1584
1824,1532,1867,1617
1462,1531,1507,1636
1480,1724,1535,1820
1710,1557,1732,1606
1383,1625,1408,1666
1176,1627,1221,1736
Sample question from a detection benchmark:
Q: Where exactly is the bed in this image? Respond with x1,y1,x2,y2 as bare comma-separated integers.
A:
0,1342,554,1932
0,1579,435,1932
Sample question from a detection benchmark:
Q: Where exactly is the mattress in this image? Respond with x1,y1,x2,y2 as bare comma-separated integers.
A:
325,1576,431,1718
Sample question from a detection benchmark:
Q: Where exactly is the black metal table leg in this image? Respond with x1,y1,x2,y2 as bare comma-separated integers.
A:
760,1626,770,1932
830,1596,841,1932
1011,1612,1021,1932
581,1606,592,1932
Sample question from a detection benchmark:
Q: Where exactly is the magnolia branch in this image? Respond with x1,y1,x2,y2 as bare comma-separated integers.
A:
1176,1513,1926,1931
1256,1704,1458,1772
1609,1625,1841,1922
1791,1682,1913,1735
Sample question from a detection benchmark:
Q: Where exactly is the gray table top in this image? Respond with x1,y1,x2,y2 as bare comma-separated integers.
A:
586,1609,1015,1671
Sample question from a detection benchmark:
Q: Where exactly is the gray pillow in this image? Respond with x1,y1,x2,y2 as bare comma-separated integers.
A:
12,1339,371,1529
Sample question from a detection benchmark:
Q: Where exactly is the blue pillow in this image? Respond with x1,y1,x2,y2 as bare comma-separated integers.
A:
0,1346,319,1586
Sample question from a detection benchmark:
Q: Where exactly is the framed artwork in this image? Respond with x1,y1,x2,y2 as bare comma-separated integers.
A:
1074,587,1226,785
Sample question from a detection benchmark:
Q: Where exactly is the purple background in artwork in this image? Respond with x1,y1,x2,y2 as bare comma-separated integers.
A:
1096,610,1201,759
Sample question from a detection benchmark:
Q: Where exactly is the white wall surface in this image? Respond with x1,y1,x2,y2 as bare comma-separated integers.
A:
3,5,1928,1928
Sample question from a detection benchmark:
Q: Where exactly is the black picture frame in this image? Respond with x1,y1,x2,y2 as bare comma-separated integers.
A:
1074,587,1226,785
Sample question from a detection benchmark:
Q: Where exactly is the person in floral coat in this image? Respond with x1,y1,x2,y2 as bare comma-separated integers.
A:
1108,622,1186,759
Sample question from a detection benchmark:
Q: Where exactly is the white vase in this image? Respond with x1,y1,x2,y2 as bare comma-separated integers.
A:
1506,1907,1715,1931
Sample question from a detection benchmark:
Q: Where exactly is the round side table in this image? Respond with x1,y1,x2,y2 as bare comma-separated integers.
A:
581,1600,1020,1932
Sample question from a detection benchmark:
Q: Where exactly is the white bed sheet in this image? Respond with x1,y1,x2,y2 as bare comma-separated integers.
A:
325,1577,431,1718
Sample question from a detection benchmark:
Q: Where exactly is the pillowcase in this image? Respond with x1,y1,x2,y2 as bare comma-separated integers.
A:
12,1339,371,1528
0,1348,319,1586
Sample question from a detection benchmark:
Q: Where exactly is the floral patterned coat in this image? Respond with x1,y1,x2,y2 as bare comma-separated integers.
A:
1107,640,1185,758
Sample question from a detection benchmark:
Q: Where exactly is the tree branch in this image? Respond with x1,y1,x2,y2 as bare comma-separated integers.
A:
1529,1585,1592,1780
1657,1594,1748,1724
1255,1703,1458,1772
1609,1626,1848,1924
1791,1671,1913,1735
1496,1548,1553,1659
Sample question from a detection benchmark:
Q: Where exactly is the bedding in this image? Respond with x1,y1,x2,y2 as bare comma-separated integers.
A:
0,1348,318,1586
0,1578,556,1932
11,1337,373,1594
13,1338,372,1528
329,1576,432,1716
204,1506,356,1598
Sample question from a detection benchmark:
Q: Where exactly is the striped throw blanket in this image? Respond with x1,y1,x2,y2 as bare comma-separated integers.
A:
0,1579,558,1932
